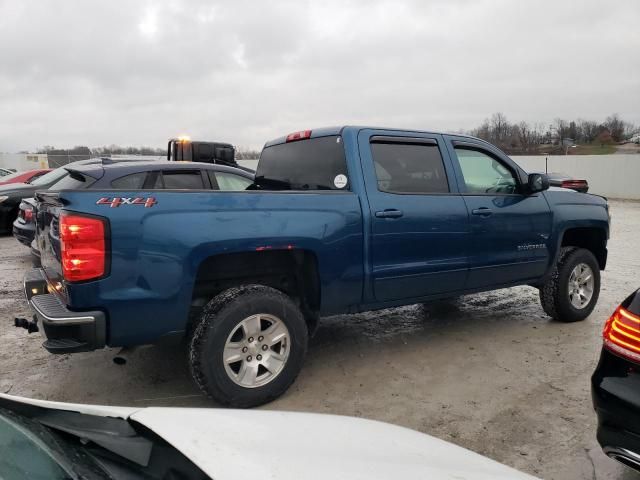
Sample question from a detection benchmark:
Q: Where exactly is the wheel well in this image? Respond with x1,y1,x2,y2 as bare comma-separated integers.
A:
561,227,607,269
190,250,320,330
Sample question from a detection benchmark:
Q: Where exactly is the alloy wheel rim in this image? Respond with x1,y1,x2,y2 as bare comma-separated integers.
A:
223,314,290,388
568,263,594,309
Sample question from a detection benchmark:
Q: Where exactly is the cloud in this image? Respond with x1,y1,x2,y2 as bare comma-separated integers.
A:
0,0,638,152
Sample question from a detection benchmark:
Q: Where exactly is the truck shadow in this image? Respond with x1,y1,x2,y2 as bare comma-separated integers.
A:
39,286,546,409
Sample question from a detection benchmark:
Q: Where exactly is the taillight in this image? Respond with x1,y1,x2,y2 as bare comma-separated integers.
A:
561,180,587,190
285,130,312,142
60,213,107,282
603,306,640,362
24,209,33,222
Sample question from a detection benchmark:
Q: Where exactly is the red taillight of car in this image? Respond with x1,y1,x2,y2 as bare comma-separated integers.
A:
285,130,312,142
603,306,640,363
24,209,33,222
561,180,588,190
60,213,107,282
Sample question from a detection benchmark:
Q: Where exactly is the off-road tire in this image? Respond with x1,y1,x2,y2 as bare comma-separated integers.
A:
539,247,600,322
188,284,308,408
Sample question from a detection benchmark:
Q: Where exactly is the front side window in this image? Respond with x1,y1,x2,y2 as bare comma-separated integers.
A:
370,142,449,194
455,148,519,194
209,171,252,191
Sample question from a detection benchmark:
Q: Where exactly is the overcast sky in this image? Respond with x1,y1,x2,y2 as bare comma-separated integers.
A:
0,0,638,152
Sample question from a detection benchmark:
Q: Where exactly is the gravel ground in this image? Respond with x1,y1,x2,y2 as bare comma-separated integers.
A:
1,200,640,479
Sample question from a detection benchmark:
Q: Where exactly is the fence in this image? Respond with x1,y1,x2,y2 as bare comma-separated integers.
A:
511,154,640,200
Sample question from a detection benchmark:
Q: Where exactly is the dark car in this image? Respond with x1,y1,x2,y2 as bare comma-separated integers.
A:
13,160,254,251
546,172,589,193
592,289,640,471
1,158,145,233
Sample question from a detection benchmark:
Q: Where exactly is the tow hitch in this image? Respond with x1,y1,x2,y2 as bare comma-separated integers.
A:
14,316,39,334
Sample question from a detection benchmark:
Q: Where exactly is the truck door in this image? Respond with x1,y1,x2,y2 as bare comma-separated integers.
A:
357,130,469,303
445,137,552,289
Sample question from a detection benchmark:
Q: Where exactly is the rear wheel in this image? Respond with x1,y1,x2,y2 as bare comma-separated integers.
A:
539,247,600,322
188,285,308,407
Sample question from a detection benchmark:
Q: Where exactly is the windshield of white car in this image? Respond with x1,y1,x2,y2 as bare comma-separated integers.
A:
0,408,76,479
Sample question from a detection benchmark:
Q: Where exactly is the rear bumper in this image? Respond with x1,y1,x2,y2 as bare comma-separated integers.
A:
592,348,640,472
12,218,34,246
0,204,15,231
24,269,106,354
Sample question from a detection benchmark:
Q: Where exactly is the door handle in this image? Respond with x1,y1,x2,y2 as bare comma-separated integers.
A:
471,208,493,217
375,209,404,219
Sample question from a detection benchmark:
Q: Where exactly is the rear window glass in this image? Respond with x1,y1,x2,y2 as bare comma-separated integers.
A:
48,172,95,190
111,172,147,189
29,168,68,187
255,136,348,190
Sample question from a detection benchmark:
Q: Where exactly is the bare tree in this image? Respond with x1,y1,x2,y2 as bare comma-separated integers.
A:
553,118,569,145
577,119,599,143
515,121,536,154
605,113,625,142
490,112,510,145
623,122,638,140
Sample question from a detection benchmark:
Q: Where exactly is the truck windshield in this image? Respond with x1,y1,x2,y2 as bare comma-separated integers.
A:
255,135,348,190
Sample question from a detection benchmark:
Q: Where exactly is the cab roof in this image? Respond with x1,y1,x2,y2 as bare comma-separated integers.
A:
263,126,487,148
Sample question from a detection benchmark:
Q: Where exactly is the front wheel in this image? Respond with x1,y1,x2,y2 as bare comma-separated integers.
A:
188,285,308,408
539,247,600,322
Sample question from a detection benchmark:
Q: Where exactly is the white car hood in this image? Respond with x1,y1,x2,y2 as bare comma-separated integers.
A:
0,394,537,480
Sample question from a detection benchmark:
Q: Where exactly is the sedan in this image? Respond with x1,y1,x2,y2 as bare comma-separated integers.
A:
13,159,254,254
0,393,537,480
592,288,640,471
0,168,51,186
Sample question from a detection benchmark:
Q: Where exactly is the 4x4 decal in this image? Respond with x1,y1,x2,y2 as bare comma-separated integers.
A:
96,197,157,208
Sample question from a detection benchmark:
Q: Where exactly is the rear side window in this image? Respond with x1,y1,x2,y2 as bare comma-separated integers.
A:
370,142,449,194
111,172,147,189
256,136,348,190
208,171,252,191
159,170,204,189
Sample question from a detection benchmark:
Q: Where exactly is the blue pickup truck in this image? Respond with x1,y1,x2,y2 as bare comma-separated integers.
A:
22,126,610,407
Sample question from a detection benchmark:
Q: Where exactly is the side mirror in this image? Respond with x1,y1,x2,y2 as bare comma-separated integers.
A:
527,173,549,193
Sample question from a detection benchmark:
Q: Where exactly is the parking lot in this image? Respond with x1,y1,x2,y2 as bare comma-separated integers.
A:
0,199,638,479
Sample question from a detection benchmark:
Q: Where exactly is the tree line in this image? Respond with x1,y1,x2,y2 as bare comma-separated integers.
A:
469,113,638,154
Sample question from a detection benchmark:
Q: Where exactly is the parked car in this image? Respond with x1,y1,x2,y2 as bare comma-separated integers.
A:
13,160,254,250
0,393,538,480
0,167,16,176
546,172,589,193
0,159,116,233
592,288,640,472
20,126,610,407
0,168,51,186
